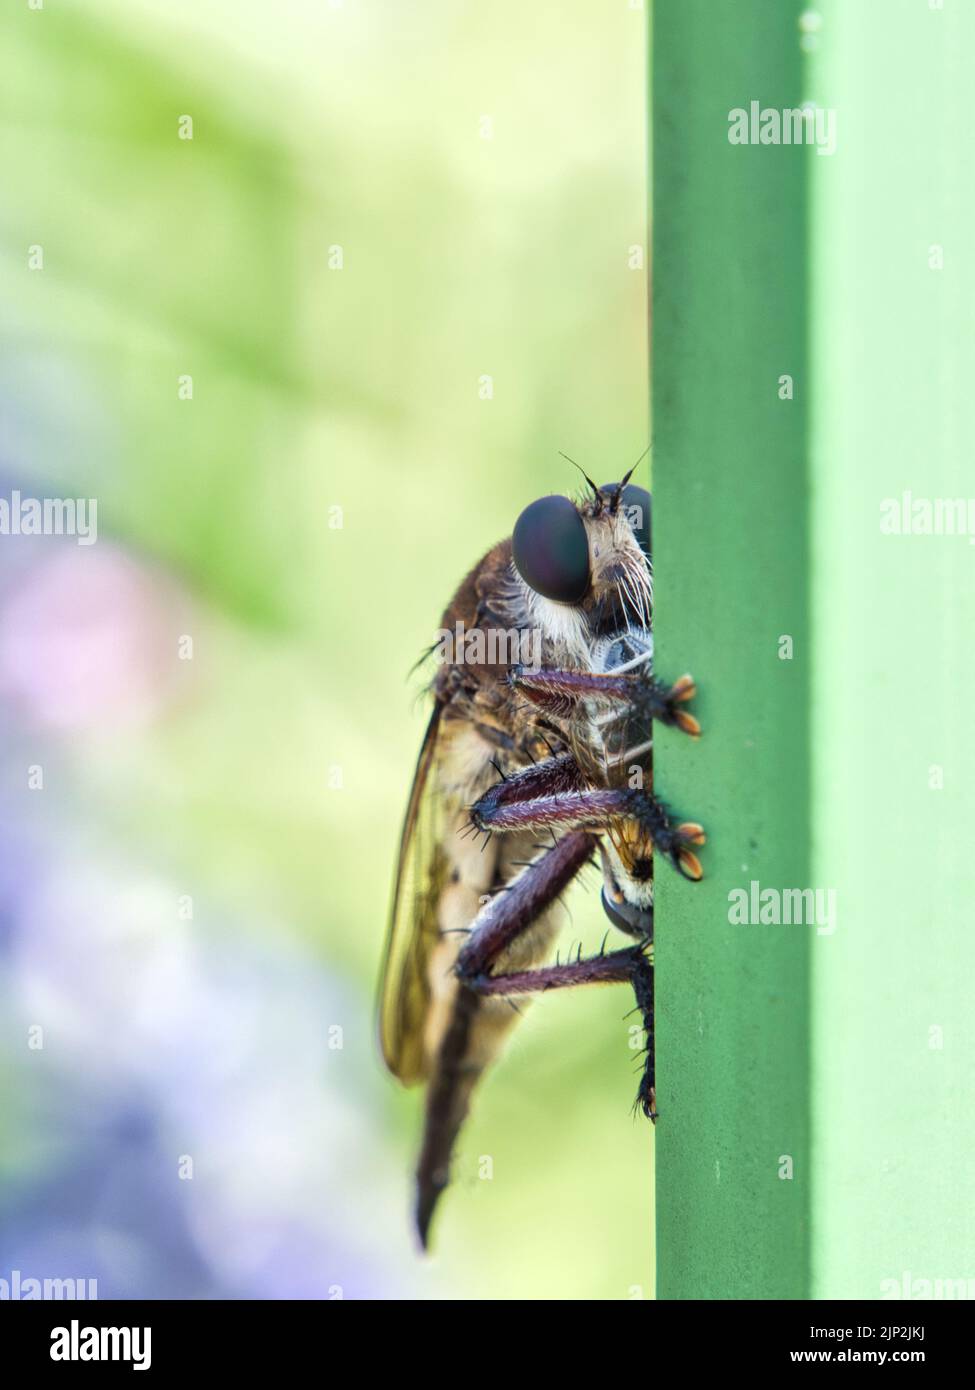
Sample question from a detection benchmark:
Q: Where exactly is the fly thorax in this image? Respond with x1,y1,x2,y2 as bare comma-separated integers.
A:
593,628,653,675
582,627,654,778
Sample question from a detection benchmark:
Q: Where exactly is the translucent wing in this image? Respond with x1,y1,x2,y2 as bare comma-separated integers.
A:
378,703,447,1086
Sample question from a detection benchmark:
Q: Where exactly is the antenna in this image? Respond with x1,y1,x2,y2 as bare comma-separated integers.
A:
559,451,600,501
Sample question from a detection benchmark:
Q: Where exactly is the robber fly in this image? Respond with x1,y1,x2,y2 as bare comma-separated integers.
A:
379,465,704,1248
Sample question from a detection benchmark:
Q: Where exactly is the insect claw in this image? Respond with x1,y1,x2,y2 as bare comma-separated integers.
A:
675,710,702,737
677,821,706,845
671,674,696,702
632,1087,657,1122
676,848,704,881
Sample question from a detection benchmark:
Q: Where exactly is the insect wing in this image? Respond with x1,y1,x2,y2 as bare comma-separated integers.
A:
378,704,448,1085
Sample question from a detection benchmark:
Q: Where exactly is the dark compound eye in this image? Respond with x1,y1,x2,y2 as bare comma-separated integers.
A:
512,494,590,603
602,482,651,558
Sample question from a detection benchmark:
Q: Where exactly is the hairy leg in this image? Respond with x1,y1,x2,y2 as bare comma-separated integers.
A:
458,942,657,1121
470,781,705,881
416,828,596,1246
511,665,700,737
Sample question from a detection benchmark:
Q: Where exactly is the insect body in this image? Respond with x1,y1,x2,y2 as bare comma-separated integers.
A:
379,469,704,1247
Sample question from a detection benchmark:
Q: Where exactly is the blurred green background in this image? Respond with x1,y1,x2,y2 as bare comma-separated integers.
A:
0,1,651,1297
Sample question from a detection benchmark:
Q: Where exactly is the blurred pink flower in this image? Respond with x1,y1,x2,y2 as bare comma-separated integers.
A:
0,544,192,730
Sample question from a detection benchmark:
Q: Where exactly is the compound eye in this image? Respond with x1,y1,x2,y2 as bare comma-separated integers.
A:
512,495,590,603
603,482,651,558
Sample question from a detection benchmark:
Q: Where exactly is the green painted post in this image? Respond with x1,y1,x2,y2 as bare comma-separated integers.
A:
652,1,811,1298
653,0,975,1301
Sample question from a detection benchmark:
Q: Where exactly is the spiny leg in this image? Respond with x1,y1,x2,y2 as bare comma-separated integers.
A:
417,828,596,1247
468,751,583,828
455,828,597,979
458,942,657,1121
511,665,701,737
470,781,706,881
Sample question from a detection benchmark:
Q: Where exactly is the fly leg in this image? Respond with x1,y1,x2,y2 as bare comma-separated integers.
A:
511,665,701,738
458,940,657,1121
454,829,598,994
638,673,700,738
417,828,596,1248
471,779,706,881
454,830,656,1122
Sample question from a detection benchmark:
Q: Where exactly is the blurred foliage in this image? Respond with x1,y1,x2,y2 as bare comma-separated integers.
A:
1,0,650,1298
